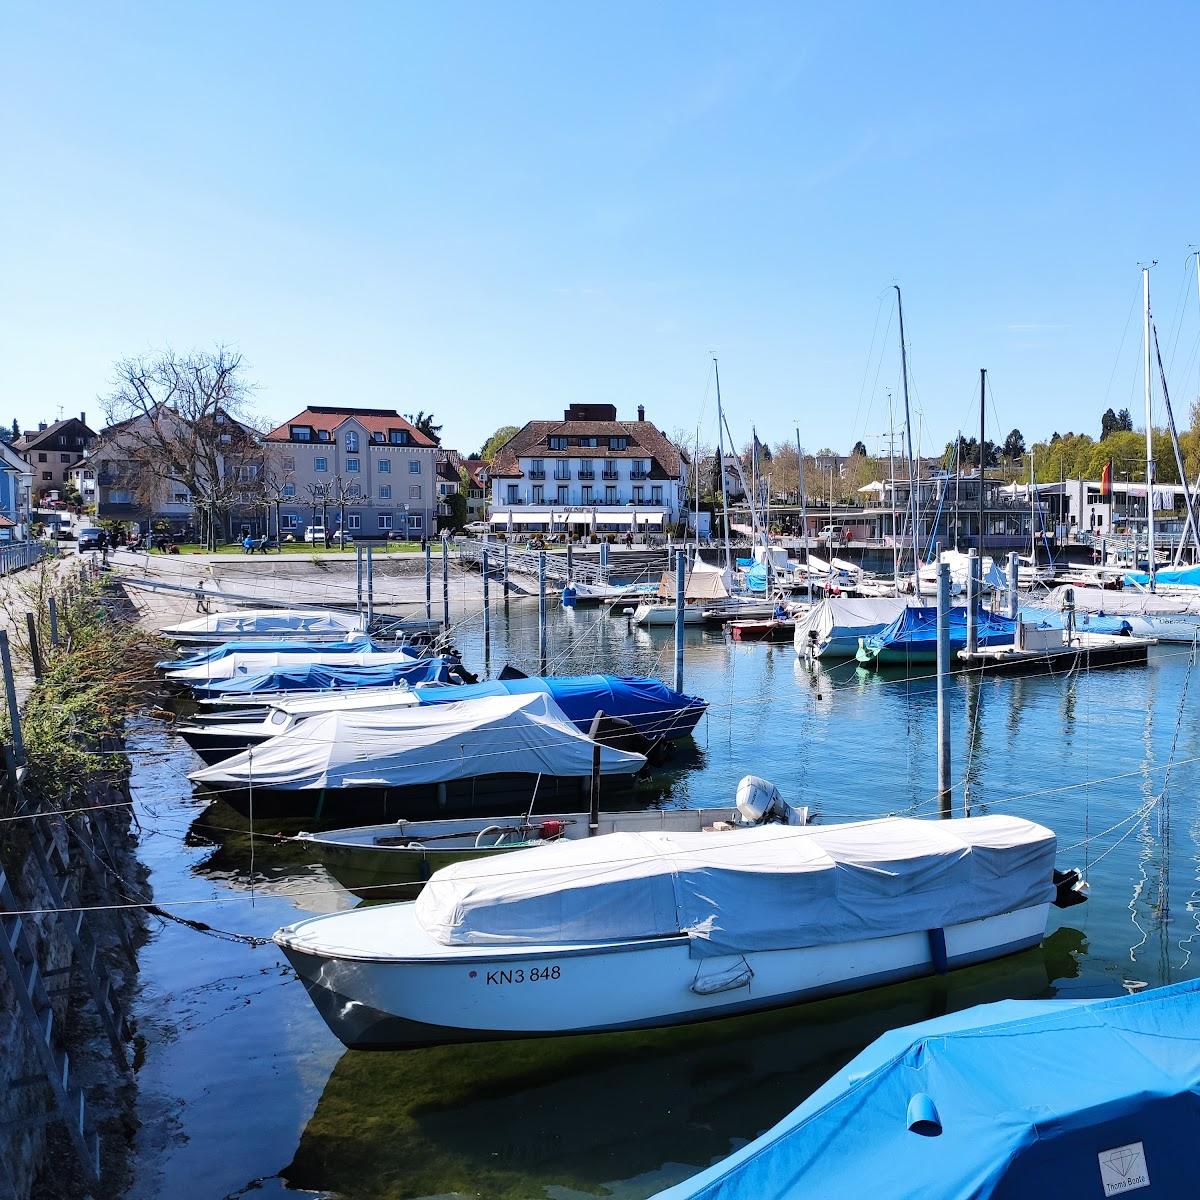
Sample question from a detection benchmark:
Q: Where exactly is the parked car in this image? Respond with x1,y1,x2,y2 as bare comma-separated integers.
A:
304,526,328,544
464,521,489,535
304,527,352,546
76,527,104,550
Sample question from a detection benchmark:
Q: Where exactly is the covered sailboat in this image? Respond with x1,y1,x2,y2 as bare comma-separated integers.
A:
161,607,370,644
1034,584,1200,642
652,978,1199,1200
273,813,1072,1050
633,559,731,626
164,645,422,686
182,657,454,698
158,636,387,672
857,606,1016,665
191,692,647,820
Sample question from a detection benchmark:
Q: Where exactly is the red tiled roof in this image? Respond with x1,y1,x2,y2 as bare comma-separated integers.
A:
489,417,684,479
265,407,436,448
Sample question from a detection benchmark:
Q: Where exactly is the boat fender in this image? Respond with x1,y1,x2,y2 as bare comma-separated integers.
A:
691,956,753,995
1052,867,1088,908
539,819,567,840
927,927,948,975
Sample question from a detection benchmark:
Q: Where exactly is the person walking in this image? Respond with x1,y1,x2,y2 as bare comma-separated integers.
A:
243,533,253,554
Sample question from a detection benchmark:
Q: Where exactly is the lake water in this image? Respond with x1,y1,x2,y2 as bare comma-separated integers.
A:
121,597,1200,1199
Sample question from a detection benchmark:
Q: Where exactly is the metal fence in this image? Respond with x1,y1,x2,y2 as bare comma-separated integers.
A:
0,540,55,577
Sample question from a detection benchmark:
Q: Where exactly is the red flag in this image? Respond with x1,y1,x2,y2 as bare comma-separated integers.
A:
1100,460,1112,499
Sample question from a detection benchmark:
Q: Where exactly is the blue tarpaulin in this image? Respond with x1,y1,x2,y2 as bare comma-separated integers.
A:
159,638,392,671
192,658,451,696
417,674,707,739
653,977,1200,1200
1125,565,1200,589
862,606,1016,662
744,563,768,593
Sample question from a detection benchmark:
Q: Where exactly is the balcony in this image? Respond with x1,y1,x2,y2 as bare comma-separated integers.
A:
630,469,649,480
578,469,595,480
601,468,619,480
553,471,571,482
527,468,546,480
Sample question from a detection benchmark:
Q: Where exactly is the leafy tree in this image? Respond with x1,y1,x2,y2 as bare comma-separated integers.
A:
1049,431,1061,444
851,440,867,456
412,411,443,443
1002,429,1026,460
960,436,999,468
479,425,519,463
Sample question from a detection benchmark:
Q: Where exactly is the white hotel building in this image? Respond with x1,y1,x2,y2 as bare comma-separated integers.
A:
488,404,688,536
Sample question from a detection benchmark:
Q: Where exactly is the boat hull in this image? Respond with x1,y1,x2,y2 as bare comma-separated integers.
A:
277,902,1049,1051
632,605,709,626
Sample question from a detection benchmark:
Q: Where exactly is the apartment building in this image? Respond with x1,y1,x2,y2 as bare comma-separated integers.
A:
264,406,438,539
487,403,687,535
14,415,96,497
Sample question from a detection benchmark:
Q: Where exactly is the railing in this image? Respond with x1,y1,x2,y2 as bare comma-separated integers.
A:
457,537,605,584
578,469,595,480
553,471,571,482
602,468,618,480
630,469,648,480
528,469,546,480
0,541,54,577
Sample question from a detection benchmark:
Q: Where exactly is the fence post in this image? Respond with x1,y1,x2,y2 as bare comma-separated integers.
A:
0,630,25,764
25,613,42,680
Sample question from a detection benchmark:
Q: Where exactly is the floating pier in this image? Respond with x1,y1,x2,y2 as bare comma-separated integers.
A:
957,628,1154,675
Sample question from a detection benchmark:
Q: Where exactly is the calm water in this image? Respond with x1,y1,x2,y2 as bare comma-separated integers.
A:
123,597,1200,1199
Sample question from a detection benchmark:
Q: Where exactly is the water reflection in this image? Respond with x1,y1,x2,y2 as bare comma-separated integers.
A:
283,930,1083,1200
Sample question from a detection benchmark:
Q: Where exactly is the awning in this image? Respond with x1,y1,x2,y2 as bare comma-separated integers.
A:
635,513,665,525
516,514,551,525
568,513,594,525
488,513,511,524
597,512,634,526
552,511,571,523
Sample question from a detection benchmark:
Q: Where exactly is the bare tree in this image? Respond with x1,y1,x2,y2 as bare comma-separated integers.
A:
304,481,331,545
101,347,261,550
260,466,294,550
330,474,359,544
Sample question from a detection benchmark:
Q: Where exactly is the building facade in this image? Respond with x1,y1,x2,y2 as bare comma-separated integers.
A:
14,416,96,498
487,404,688,536
264,406,438,540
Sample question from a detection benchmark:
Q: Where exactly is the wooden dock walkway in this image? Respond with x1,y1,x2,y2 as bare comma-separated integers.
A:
957,632,1154,675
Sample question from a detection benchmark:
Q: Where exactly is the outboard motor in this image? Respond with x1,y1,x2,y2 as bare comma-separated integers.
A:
561,584,577,609
735,775,808,826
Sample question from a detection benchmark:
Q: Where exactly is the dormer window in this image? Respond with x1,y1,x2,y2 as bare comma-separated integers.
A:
345,431,359,452
317,429,330,442
291,426,312,441
609,436,628,450
548,436,568,450
579,436,598,448
389,429,407,445
372,431,384,443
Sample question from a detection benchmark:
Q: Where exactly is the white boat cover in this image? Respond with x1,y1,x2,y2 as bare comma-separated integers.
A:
166,647,416,683
190,692,646,789
1042,585,1196,616
793,597,907,647
162,608,369,638
415,815,1056,958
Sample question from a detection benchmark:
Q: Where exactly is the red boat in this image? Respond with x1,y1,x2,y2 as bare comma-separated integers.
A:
729,619,795,643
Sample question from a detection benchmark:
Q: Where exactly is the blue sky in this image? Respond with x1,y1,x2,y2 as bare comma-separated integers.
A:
5,2,1200,458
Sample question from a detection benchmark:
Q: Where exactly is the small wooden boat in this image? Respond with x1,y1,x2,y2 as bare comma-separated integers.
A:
728,618,795,642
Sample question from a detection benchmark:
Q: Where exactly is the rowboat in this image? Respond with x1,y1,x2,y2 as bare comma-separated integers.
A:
274,813,1083,1050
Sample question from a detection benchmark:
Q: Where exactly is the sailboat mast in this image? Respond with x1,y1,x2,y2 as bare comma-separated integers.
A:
895,285,922,597
714,357,732,575
1142,266,1157,593
888,396,899,589
796,428,812,606
978,368,986,558
1030,448,1036,560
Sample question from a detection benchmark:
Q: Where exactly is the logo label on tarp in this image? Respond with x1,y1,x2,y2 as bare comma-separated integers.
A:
1098,1142,1149,1195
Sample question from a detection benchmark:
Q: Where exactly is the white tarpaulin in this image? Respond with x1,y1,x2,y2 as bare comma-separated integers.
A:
416,815,1057,958
166,647,418,684
657,557,731,601
162,608,369,639
1042,585,1196,617
794,597,907,648
190,692,646,790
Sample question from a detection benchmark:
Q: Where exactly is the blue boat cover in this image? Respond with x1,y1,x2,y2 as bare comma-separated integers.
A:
744,563,768,593
193,658,451,696
1125,564,1200,588
417,674,706,739
159,638,392,671
867,606,1016,654
653,977,1200,1200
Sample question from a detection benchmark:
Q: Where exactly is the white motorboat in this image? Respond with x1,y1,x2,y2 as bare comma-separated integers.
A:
632,602,710,626
161,607,371,644
274,813,1076,1051
164,646,418,685
793,597,908,659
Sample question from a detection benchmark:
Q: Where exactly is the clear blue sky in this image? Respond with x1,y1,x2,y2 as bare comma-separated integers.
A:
5,2,1200,458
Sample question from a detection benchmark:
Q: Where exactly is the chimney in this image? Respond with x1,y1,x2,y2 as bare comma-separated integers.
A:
80,411,86,426
637,405,645,422
38,423,46,432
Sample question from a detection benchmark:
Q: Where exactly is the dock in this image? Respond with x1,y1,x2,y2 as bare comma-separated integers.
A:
957,631,1154,675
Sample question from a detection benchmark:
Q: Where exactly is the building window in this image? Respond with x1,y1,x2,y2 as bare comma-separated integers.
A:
282,483,296,498
60,453,71,463
633,486,643,503
557,485,569,503
347,513,361,530
389,429,406,445
237,464,258,481
579,459,594,479
346,458,360,473
533,485,544,504
651,485,663,504
409,460,421,474
345,431,359,452
291,427,311,441
410,513,422,530
317,429,330,441
283,513,299,529
41,471,52,481
109,488,131,502
38,453,46,463
579,436,598,448
314,456,328,472
172,492,189,504
281,455,295,472
610,437,628,451
548,436,568,450
380,484,391,500
631,459,648,478
409,484,422,500
582,485,592,503
378,458,391,474
605,486,617,504
506,484,519,503
372,431,385,443
379,513,392,530
347,482,362,498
